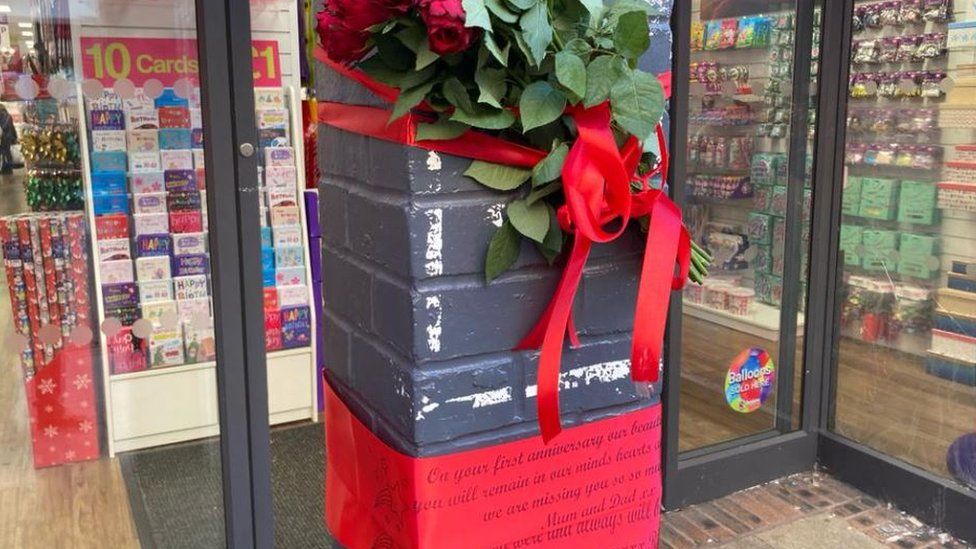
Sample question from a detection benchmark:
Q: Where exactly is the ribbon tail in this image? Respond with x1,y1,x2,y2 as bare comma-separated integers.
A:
536,235,592,443
631,195,684,384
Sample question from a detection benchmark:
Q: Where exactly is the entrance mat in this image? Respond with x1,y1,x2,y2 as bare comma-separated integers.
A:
120,423,337,548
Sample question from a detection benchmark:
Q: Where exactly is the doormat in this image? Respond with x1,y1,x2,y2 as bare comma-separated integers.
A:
120,423,337,548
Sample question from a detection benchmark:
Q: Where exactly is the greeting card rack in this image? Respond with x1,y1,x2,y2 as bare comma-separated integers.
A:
76,83,318,455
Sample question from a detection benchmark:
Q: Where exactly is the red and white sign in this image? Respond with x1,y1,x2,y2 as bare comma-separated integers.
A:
324,383,662,548
80,37,282,87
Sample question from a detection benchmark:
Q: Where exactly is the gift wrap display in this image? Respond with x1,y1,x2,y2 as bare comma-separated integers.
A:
0,213,100,468
315,0,697,547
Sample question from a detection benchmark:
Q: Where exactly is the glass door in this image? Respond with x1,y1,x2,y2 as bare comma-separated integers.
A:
665,0,824,507
0,0,273,547
822,0,976,539
678,0,820,453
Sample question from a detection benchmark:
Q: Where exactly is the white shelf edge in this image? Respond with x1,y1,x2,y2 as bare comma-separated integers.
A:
110,360,216,382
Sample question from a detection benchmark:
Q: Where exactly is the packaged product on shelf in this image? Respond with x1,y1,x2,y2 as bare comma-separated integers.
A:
861,230,899,271
90,110,125,130
891,284,933,337
103,282,140,311
142,300,177,326
140,280,175,303
136,234,173,257
158,106,191,128
255,88,287,109
898,233,939,278
281,306,312,349
703,281,730,311
272,225,303,248
184,321,216,364
127,110,160,130
160,128,192,150
133,213,169,236
173,233,207,255
133,193,168,214
129,151,162,172
92,151,128,172
92,193,130,216
149,331,186,368
92,130,127,152
264,287,279,311
858,178,900,220
192,149,205,169
170,211,204,233
98,238,132,263
265,308,283,351
266,166,297,188
91,171,127,194
275,266,306,287
755,273,784,307
274,246,304,269
704,20,723,51
174,275,209,300
897,181,939,224
839,224,864,266
727,287,756,317
278,284,310,308
164,169,197,192
131,171,165,194
948,272,976,293
87,90,123,111
99,259,134,284
747,213,772,245
270,205,301,227
128,129,161,153
173,254,210,277
136,256,172,281
191,129,205,149
108,328,148,375
177,297,211,322
265,147,295,167
161,150,193,170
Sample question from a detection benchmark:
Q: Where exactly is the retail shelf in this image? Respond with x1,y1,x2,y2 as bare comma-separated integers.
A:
683,301,805,341
111,361,216,381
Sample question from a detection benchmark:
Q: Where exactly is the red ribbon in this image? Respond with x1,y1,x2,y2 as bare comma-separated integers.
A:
315,47,689,443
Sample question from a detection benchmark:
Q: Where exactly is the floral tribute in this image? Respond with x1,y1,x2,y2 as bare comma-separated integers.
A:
316,0,711,441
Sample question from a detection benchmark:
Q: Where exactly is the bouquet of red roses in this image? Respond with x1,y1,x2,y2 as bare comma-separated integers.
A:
315,0,711,441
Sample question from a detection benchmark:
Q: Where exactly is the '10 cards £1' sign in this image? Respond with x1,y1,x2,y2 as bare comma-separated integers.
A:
80,37,282,87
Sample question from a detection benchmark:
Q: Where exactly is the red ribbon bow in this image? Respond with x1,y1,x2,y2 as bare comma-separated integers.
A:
315,47,690,443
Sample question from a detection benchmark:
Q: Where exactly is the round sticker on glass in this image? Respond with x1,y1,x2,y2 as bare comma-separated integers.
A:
725,348,776,414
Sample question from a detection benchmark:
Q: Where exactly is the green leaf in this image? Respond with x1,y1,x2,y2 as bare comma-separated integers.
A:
442,77,475,113
507,0,538,10
609,68,664,140
415,39,440,70
526,180,561,204
486,0,519,22
512,31,540,66
463,0,492,31
416,119,470,141
613,11,651,59
396,26,425,52
555,51,587,100
484,32,510,64
475,67,507,108
464,160,531,190
537,206,563,264
563,38,592,57
532,143,569,186
519,2,552,66
507,199,550,243
519,81,567,132
584,55,628,107
485,221,521,283
390,79,437,122
450,104,517,129
576,0,603,14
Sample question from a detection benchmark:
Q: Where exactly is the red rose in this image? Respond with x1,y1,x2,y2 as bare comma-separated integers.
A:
417,0,479,55
327,0,411,31
316,10,369,64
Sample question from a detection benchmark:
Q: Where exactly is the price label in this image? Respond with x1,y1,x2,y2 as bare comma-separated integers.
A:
81,37,282,87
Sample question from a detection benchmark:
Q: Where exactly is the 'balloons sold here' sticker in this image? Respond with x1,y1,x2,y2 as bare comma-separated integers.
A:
725,348,776,414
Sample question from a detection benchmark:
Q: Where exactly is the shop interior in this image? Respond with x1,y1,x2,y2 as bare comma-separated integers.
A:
679,0,976,486
0,0,972,547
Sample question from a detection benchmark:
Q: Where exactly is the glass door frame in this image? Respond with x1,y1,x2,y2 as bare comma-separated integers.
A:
662,0,836,509
195,2,274,547
812,0,976,542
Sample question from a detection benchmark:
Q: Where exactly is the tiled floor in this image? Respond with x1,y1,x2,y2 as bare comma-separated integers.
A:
662,470,972,548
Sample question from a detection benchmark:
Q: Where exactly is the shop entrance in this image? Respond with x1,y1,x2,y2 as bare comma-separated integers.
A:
664,0,976,542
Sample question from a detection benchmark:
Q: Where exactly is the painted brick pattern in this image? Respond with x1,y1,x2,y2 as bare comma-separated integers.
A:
317,5,674,457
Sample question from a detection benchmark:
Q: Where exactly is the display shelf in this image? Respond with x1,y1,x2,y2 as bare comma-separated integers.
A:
110,360,215,381
683,300,805,341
